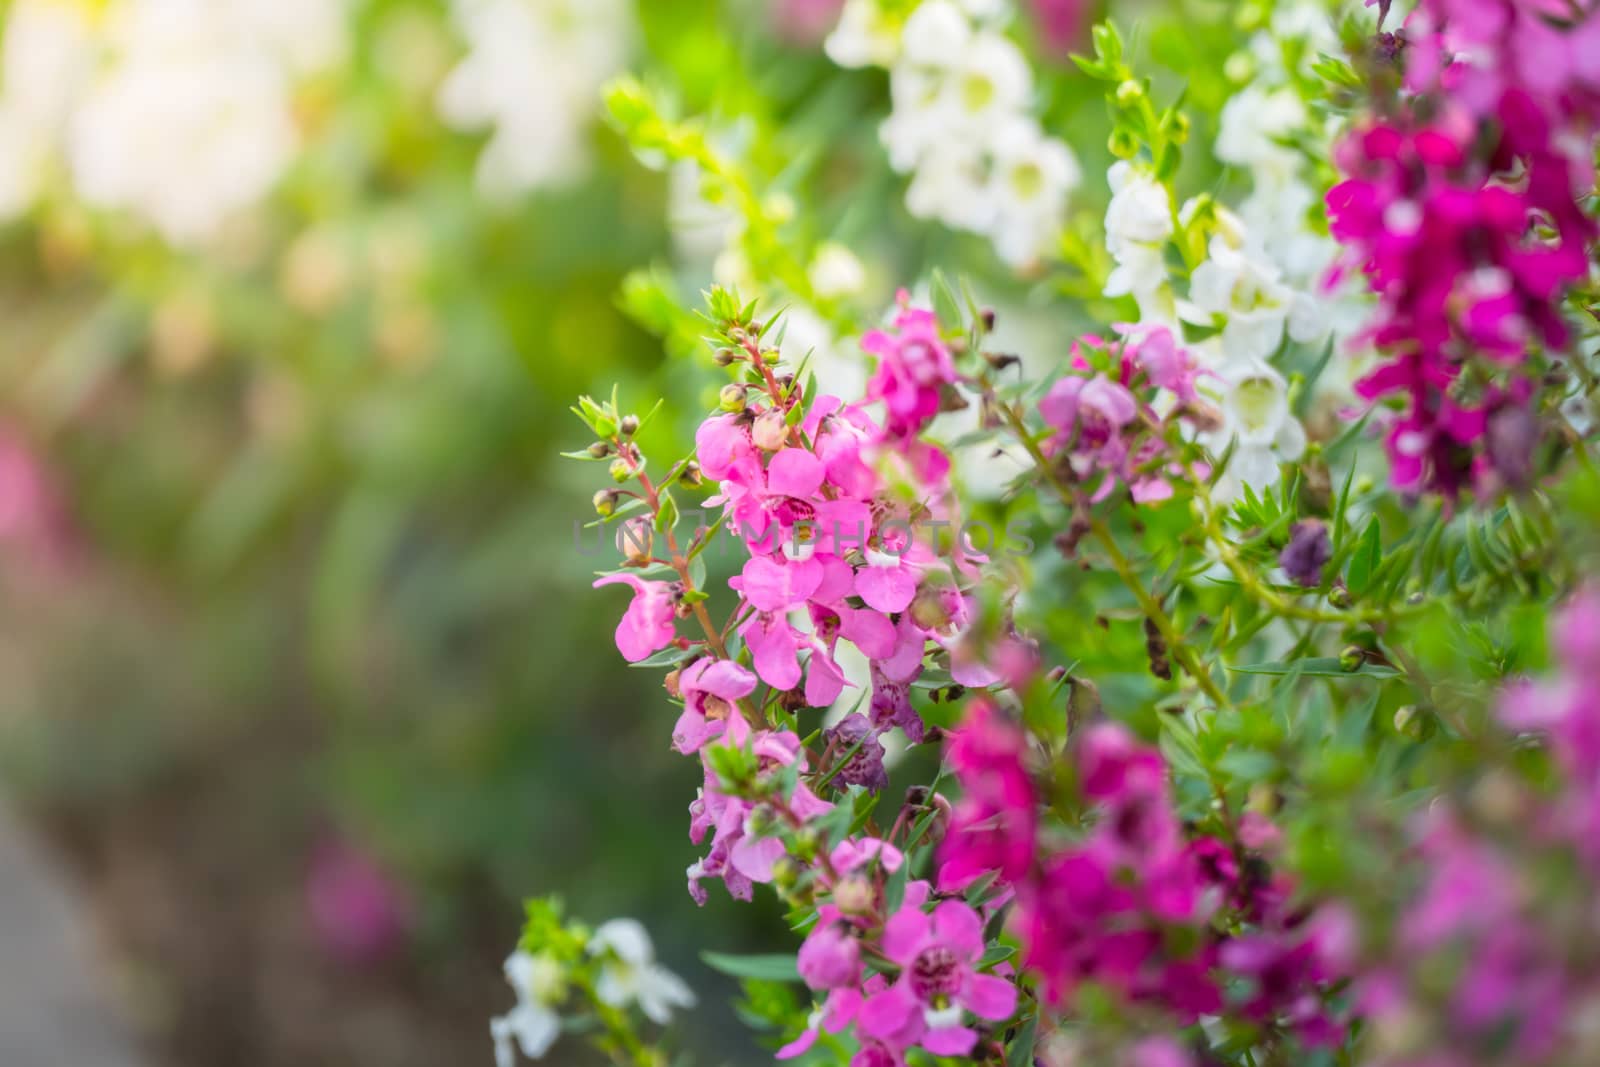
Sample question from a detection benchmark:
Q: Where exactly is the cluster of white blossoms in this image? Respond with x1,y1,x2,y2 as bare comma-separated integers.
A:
1103,159,1319,501
1214,1,1369,365
826,0,1080,269
0,0,346,247
490,919,695,1066
437,0,633,199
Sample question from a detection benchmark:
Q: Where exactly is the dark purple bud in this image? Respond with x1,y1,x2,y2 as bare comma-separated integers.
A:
1280,520,1333,589
822,713,889,793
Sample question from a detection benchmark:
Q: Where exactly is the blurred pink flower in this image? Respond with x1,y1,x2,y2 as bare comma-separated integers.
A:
307,836,412,965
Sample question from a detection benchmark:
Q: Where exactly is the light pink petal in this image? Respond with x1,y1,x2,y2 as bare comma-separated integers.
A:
840,607,898,660
671,707,725,755
962,973,1018,1021
922,1025,978,1057
697,659,759,700
730,834,786,884
749,622,802,693
822,987,862,1031
767,448,825,498
855,563,919,614
931,900,986,958
804,648,848,707
740,556,823,612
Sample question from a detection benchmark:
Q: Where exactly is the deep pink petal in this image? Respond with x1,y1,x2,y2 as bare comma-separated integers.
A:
922,1026,978,1057
767,448,825,498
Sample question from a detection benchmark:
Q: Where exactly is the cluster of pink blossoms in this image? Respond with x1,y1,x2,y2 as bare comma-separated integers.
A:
590,297,1035,1062
1358,587,1600,1066
936,700,1350,1059
1037,324,1205,505
1330,2,1600,496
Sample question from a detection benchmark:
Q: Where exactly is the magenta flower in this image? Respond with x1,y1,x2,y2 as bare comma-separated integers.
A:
862,301,956,440
937,699,1038,891
592,573,678,662
306,836,411,965
858,893,1018,1056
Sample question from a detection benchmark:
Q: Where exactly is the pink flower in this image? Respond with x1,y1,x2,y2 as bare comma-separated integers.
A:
937,699,1038,891
672,658,759,754
306,837,411,965
798,911,862,990
592,573,678,662
858,893,1018,1056
863,302,956,440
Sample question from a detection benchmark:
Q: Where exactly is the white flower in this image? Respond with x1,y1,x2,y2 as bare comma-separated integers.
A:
0,1,94,219
903,141,994,231
984,116,1080,268
1216,85,1306,181
490,951,565,1065
824,0,901,68
1198,354,1307,501
1103,162,1175,314
1184,231,1324,362
438,0,631,197
587,919,697,1026
67,0,302,246
880,8,1029,173
809,243,868,300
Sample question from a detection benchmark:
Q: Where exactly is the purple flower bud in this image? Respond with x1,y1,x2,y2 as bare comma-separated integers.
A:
822,713,889,793
1280,521,1333,589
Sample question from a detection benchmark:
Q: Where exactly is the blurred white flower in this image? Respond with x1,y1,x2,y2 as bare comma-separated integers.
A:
1197,353,1307,502
985,116,1080,268
1183,226,1324,362
862,0,1075,270
809,242,868,300
1103,161,1175,316
68,0,302,246
587,919,696,1026
1216,85,1305,182
438,0,632,198
491,951,564,1066
824,0,901,68
0,0,94,219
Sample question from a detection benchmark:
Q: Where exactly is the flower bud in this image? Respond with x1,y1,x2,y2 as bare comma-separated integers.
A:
1328,585,1352,609
832,875,875,917
617,517,654,565
663,669,683,700
1115,79,1142,107
593,489,620,517
714,347,739,367
586,441,611,458
1280,520,1333,589
1393,704,1429,739
619,414,640,437
719,383,747,413
752,409,788,451
678,460,704,488
609,458,633,484
1339,646,1365,672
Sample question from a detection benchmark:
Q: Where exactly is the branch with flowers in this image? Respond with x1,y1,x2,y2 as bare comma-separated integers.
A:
494,3,1600,1067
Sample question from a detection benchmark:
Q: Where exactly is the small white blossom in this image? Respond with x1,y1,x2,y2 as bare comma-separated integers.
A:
1198,354,1308,502
1184,229,1324,362
490,951,564,1066
809,242,868,300
1104,161,1176,317
438,0,631,197
985,116,1081,267
824,0,901,68
587,919,697,1026
1216,85,1306,182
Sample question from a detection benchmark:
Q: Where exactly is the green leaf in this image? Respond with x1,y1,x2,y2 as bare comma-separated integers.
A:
1230,658,1400,680
931,269,964,330
1347,520,1382,596
1006,1014,1038,1066
699,952,801,983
